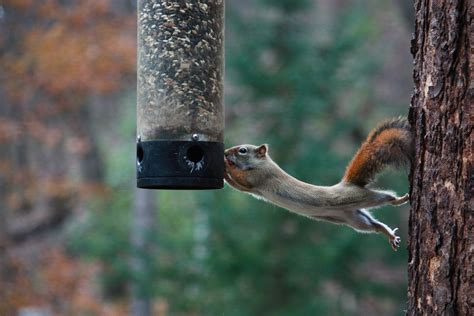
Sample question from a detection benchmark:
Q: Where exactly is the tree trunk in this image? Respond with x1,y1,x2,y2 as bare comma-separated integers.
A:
407,1,472,315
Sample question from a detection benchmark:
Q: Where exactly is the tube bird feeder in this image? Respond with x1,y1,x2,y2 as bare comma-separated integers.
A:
137,0,224,189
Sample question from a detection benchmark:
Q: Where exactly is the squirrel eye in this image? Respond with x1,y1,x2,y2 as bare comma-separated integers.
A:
238,147,248,155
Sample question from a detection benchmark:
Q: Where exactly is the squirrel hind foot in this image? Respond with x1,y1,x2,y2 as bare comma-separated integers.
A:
390,193,409,206
389,228,401,251
390,236,401,251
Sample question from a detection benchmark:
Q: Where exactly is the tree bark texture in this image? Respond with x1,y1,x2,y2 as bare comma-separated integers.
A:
408,1,472,315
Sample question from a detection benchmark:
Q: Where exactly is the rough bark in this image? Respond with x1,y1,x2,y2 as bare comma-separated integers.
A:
407,0,473,315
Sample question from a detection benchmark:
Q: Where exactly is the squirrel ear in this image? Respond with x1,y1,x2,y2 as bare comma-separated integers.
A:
256,144,268,158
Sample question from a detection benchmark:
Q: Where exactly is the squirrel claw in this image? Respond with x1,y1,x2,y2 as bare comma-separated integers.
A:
391,193,409,206
389,228,401,251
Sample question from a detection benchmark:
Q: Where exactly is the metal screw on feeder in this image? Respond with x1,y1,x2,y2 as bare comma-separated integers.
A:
137,0,225,189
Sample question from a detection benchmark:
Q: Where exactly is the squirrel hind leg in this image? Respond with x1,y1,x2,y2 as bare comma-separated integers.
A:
348,209,401,251
390,193,409,205
367,189,409,208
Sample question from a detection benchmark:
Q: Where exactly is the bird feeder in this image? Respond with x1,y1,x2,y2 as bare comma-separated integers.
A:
137,0,224,189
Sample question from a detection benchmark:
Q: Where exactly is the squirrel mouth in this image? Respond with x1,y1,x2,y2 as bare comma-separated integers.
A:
225,156,236,167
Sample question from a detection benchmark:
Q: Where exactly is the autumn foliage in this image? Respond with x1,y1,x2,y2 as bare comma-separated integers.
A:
0,0,135,313
2,0,135,98
0,248,129,316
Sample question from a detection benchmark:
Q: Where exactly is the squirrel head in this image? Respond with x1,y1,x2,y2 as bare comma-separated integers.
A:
224,144,269,190
224,144,268,171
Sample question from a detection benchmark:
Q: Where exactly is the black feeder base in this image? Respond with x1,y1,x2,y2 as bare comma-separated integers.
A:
136,140,224,190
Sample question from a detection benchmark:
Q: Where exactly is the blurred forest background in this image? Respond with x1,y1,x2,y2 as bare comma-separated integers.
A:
0,0,414,315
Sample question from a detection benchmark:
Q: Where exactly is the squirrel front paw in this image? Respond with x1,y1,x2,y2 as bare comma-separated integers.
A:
390,193,409,206
389,228,401,251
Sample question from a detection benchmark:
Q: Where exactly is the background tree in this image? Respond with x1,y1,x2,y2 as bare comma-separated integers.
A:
408,0,472,315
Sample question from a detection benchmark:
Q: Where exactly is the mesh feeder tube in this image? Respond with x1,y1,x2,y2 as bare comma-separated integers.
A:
137,0,224,189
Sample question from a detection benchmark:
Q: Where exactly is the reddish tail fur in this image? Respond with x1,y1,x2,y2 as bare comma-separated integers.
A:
343,117,413,186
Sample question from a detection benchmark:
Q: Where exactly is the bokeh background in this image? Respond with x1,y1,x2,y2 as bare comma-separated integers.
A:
0,0,414,315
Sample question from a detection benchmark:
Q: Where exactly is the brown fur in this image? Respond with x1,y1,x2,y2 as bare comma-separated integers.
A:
343,117,413,186
225,163,253,189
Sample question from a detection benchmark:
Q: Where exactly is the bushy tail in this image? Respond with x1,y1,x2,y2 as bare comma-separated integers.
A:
343,117,414,187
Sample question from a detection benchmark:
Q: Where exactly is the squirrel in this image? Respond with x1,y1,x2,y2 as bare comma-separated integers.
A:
224,117,413,250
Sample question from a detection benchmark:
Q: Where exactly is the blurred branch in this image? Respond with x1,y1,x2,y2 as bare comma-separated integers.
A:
130,188,156,316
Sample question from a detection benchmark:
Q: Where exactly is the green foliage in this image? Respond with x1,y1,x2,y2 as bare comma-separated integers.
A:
69,0,409,315
68,193,132,299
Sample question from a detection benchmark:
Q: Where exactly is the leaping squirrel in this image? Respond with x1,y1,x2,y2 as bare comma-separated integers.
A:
224,117,413,250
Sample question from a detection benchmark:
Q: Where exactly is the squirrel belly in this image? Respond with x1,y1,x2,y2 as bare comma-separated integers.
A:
223,117,413,250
